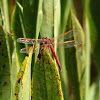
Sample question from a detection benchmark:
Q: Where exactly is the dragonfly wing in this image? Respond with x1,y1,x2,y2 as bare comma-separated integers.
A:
53,40,82,48
63,28,81,39
20,46,39,53
17,38,42,44
52,28,81,42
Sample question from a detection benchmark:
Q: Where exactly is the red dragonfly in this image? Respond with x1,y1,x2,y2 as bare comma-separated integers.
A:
17,28,82,72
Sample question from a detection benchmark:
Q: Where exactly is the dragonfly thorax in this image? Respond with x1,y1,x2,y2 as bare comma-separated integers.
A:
41,37,53,47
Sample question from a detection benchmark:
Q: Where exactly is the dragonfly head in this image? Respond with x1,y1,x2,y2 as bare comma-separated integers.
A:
41,37,48,44
42,37,48,39
41,37,52,46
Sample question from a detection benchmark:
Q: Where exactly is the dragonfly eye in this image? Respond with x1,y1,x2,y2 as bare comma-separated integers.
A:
40,42,43,45
45,37,47,39
42,37,47,39
42,37,44,39
45,41,47,44
40,41,47,45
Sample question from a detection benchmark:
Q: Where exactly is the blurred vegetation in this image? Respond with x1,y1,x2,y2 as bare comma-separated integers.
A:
0,0,100,100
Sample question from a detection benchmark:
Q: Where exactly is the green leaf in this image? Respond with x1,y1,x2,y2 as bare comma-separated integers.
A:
1,0,10,33
84,18,91,100
36,0,43,38
59,0,71,99
14,46,33,100
11,1,23,40
11,2,25,66
33,48,64,100
65,10,85,100
60,0,71,34
89,81,100,100
54,0,60,38
0,26,13,100
84,0,100,99
0,3,2,26
40,0,54,38
23,0,40,38
22,0,43,76
88,0,100,73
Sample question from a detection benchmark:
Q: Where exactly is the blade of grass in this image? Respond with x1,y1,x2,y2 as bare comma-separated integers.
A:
89,0,100,73
11,2,26,66
89,80,100,100
84,18,91,100
60,0,71,34
1,0,10,33
0,3,3,26
58,0,71,99
23,0,39,38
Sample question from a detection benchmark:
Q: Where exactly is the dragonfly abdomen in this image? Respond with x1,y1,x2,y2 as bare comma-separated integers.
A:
50,45,62,72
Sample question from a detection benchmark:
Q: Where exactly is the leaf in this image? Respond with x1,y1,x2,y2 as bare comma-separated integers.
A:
84,16,91,100
84,0,100,99
33,48,64,100
0,4,2,26
54,0,60,39
23,0,40,38
89,81,99,100
40,0,54,38
60,0,71,34
22,0,43,71
58,0,71,99
11,1,23,40
0,26,13,100
87,0,100,74
36,0,43,38
11,2,25,65
14,46,33,100
1,0,10,33
64,9,85,100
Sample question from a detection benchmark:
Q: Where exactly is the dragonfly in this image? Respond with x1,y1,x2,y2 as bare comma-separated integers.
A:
17,28,82,72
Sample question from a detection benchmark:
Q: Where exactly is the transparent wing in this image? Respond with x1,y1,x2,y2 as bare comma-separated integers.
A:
53,40,82,48
51,28,81,42
20,46,39,53
17,38,42,44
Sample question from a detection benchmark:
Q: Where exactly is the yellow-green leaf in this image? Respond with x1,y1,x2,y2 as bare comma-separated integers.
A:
14,46,33,100
33,48,64,100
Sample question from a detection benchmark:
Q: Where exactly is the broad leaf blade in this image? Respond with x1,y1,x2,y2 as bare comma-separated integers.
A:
14,46,33,100
0,26,13,100
33,48,64,100
40,0,54,38
65,10,85,100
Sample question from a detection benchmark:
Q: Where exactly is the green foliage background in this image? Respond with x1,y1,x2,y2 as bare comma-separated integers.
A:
0,0,100,100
